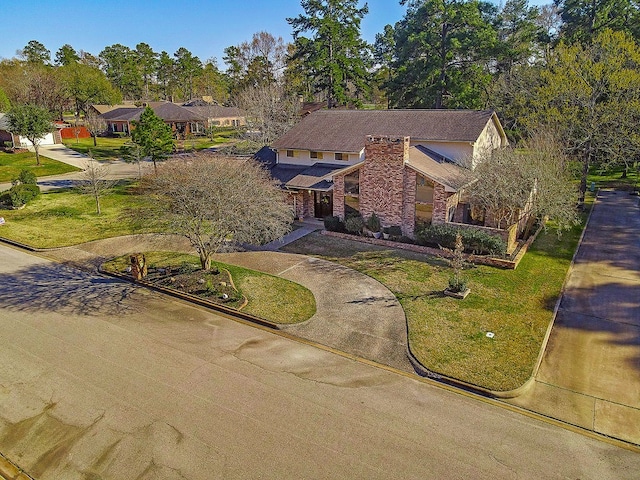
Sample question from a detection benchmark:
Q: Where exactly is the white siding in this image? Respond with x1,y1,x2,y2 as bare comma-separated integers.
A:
411,141,474,166
276,149,363,166
18,133,55,147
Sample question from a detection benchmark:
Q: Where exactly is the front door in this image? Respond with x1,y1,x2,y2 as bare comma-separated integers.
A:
314,191,333,218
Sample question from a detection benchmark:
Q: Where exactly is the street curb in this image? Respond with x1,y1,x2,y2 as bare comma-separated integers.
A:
0,453,33,480
99,268,282,331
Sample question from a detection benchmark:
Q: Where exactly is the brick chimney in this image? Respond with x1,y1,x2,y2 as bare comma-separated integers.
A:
360,136,410,230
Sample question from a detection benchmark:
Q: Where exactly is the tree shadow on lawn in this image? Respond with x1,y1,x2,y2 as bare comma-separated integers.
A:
0,262,138,316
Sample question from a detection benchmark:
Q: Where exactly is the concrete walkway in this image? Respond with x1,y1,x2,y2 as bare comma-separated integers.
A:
507,190,640,445
41,235,413,374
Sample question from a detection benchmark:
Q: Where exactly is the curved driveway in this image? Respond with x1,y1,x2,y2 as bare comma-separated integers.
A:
216,251,412,372
43,236,413,373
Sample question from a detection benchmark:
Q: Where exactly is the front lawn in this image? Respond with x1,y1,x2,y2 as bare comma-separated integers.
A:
63,137,130,161
0,151,80,183
102,251,316,324
282,218,585,392
64,130,240,161
0,182,156,247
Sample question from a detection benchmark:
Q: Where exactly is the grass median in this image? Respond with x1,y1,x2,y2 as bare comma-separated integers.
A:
103,251,316,324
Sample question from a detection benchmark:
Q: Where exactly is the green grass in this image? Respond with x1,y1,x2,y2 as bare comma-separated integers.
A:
63,137,130,161
0,182,156,247
282,217,585,392
0,151,80,183
588,164,640,191
102,251,316,324
64,130,240,161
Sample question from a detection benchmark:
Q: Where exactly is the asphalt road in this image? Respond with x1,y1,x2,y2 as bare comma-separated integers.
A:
0,244,639,479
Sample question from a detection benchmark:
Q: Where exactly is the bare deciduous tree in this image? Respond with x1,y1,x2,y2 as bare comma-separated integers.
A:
468,131,579,233
234,82,300,145
144,153,292,270
76,156,115,215
83,109,107,147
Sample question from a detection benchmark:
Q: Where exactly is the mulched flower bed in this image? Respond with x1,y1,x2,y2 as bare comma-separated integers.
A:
143,264,245,308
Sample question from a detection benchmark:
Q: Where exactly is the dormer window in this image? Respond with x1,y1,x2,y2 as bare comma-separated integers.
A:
310,151,323,159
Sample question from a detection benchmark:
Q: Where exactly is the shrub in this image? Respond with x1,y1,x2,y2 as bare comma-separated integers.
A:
13,169,37,185
0,191,11,206
344,215,364,235
415,224,506,255
366,212,381,232
324,215,345,232
7,183,40,207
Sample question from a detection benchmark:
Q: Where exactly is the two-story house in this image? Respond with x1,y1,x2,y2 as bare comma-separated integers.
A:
264,109,508,239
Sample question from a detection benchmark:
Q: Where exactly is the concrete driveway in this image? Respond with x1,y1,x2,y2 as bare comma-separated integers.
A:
509,190,640,445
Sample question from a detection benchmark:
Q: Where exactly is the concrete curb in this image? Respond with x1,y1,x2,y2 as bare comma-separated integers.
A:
0,453,33,480
100,268,281,331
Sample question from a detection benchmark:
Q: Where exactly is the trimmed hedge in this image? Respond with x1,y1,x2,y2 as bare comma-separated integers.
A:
323,215,345,232
415,224,506,255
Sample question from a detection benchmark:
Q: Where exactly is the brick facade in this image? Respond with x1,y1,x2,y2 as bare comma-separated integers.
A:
331,135,467,238
288,191,314,219
333,175,345,219
359,136,409,231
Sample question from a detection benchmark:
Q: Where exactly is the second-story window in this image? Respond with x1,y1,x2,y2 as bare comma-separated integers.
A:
335,152,347,161
287,150,294,157
310,151,323,159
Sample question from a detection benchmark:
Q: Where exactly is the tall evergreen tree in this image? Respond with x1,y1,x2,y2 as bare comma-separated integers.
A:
55,44,80,66
99,44,142,100
174,47,202,101
156,51,176,100
135,43,158,100
287,0,371,108
131,106,174,172
390,0,498,109
555,0,640,44
18,40,51,65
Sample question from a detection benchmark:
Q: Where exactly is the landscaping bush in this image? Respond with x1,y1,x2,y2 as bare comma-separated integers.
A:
366,212,381,233
344,215,364,235
13,169,37,185
323,215,345,232
6,183,40,207
415,224,506,255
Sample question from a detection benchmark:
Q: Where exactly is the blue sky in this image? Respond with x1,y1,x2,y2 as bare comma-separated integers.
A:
0,0,549,70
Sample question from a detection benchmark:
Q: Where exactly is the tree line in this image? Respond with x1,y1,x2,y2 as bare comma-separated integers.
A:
1,0,639,195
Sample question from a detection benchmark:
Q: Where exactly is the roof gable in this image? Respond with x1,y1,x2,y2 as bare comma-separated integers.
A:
272,109,502,152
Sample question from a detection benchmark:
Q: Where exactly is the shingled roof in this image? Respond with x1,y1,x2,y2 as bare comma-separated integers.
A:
99,102,207,123
272,109,500,153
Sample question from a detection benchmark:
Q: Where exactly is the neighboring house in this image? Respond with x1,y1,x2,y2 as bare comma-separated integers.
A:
0,112,60,148
265,109,523,251
181,103,246,129
97,101,246,138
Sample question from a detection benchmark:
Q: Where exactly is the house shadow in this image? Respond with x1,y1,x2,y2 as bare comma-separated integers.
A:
0,262,138,316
